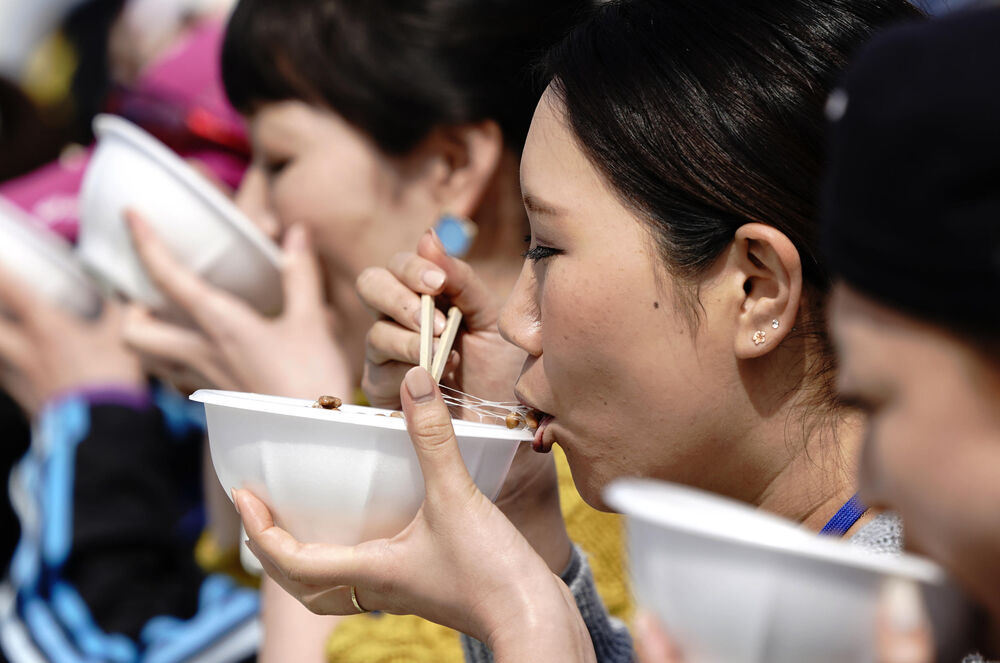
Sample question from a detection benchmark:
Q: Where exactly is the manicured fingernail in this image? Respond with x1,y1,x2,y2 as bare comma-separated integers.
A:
422,270,445,289
285,224,307,253
404,366,435,403
883,577,924,632
231,488,241,514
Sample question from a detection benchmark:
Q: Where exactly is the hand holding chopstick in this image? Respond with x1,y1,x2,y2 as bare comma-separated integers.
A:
419,294,463,382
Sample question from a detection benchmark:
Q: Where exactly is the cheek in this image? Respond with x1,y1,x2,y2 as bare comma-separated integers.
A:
862,406,965,548
857,420,897,508
863,411,929,500
539,261,698,466
539,263,629,400
269,157,399,273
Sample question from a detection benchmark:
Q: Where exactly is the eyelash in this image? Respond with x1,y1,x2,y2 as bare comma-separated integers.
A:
522,233,564,262
522,245,563,261
263,159,289,177
838,394,879,415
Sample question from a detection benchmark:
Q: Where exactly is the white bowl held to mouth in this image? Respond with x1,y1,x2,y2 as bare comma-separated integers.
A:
605,479,969,663
192,389,529,545
0,196,103,318
77,114,282,317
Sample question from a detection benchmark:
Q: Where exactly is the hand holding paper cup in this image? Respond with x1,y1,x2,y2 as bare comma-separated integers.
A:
77,114,282,319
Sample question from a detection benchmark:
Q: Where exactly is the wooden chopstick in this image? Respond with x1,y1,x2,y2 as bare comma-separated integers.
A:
430,306,462,383
419,294,435,371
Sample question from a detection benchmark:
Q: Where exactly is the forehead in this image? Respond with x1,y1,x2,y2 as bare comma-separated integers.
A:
520,89,618,211
249,101,355,151
250,101,312,138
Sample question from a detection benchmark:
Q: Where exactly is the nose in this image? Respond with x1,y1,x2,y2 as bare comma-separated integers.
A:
498,261,543,357
234,166,281,240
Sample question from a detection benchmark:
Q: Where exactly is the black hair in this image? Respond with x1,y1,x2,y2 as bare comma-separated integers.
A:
544,0,922,410
546,0,921,291
221,0,591,155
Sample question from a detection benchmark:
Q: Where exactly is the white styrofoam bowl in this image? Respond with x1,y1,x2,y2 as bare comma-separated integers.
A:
191,390,528,545
77,114,282,316
605,479,964,663
0,196,103,318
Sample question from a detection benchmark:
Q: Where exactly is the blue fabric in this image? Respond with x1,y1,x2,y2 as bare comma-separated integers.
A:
912,0,982,15
51,583,136,662
142,577,258,663
819,493,869,536
40,399,88,568
152,384,207,439
2,397,259,663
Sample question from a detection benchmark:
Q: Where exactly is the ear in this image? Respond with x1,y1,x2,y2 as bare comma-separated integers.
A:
731,223,803,359
416,120,504,217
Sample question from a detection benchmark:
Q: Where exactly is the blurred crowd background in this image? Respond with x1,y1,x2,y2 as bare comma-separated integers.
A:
0,0,979,180
0,1,995,662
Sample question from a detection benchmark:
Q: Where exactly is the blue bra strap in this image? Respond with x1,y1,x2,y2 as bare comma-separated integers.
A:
819,493,869,537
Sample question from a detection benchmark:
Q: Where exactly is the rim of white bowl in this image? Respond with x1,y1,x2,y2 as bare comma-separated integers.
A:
605,478,946,584
92,114,283,266
190,389,535,442
0,196,101,299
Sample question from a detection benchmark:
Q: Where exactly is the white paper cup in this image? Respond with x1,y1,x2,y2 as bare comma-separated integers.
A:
0,196,103,318
77,114,282,317
605,479,968,663
191,390,528,545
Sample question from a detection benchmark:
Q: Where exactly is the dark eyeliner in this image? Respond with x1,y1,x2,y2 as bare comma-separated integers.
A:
522,245,563,261
264,158,289,176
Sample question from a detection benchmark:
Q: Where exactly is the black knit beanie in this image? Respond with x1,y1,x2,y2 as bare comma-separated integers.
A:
821,6,1000,332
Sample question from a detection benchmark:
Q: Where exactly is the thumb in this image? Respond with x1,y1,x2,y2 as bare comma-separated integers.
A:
399,366,477,500
281,224,326,319
877,577,933,663
634,610,685,663
416,229,498,331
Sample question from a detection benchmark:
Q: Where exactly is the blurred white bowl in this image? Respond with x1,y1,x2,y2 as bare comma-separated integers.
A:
191,390,528,545
605,479,964,663
0,196,103,318
77,114,282,316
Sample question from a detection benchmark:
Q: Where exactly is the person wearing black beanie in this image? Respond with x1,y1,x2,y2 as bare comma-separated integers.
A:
824,6,1000,661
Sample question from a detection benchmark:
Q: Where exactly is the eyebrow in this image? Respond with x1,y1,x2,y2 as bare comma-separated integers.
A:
522,193,565,217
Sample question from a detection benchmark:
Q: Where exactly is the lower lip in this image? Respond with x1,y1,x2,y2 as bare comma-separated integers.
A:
532,415,554,453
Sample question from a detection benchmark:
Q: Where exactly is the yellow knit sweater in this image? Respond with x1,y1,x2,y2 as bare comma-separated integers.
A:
323,445,632,662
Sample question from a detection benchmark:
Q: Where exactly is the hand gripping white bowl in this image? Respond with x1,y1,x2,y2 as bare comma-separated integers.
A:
77,114,282,316
0,196,103,318
191,390,528,545
605,479,970,663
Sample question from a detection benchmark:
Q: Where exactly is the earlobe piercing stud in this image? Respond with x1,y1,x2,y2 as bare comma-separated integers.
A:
753,330,767,345
772,319,780,329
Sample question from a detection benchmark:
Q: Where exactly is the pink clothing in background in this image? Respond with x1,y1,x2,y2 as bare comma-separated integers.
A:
0,19,249,243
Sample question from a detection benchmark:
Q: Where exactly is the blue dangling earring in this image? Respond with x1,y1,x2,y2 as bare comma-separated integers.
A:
432,213,478,258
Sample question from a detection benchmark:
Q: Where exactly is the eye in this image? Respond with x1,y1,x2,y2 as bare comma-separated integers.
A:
262,157,290,177
838,393,881,415
522,245,563,262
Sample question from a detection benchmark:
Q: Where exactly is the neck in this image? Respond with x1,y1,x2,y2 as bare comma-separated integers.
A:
752,409,866,533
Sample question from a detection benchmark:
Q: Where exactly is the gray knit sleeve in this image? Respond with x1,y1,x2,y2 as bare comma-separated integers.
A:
461,545,634,663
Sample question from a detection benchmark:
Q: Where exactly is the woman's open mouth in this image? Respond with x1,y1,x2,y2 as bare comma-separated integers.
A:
531,411,554,453
514,390,555,453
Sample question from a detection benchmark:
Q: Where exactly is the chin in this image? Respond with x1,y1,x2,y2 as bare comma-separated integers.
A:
561,446,616,512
